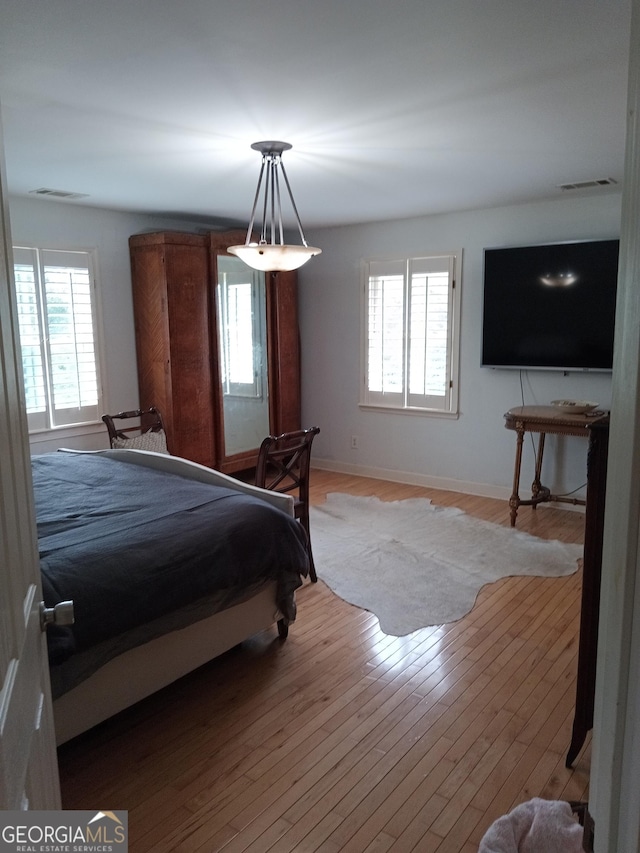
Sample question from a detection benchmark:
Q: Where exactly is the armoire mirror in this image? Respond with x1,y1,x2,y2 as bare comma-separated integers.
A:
216,255,270,458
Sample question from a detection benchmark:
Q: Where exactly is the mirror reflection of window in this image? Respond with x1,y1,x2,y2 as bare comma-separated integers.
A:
217,264,264,399
216,256,270,458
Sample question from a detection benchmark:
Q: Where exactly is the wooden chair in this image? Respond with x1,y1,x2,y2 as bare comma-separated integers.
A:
102,407,169,454
255,427,321,583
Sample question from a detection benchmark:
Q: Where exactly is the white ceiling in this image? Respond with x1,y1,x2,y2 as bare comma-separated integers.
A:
0,0,632,230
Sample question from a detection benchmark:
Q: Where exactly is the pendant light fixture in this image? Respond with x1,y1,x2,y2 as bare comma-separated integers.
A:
228,141,321,272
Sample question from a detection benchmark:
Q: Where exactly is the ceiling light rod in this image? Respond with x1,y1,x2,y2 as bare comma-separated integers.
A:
228,141,321,272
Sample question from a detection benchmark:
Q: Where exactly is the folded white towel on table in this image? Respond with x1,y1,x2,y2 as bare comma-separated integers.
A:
478,797,584,853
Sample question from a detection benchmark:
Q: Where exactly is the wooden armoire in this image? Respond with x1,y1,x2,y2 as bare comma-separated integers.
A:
128,230,301,473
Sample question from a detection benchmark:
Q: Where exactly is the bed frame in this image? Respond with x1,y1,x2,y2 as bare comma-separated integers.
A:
52,449,297,745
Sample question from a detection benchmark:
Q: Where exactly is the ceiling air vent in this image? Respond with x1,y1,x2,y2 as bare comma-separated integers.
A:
558,178,618,191
29,187,89,200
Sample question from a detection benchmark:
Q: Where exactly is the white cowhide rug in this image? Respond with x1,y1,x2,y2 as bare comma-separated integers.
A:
309,493,582,635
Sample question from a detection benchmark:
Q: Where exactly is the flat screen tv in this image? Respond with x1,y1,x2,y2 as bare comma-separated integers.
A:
481,238,619,372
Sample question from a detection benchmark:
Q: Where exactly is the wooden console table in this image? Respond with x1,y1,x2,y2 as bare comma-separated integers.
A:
504,405,607,527
505,405,610,767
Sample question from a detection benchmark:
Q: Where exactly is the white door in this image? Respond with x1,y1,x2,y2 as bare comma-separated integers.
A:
0,113,61,810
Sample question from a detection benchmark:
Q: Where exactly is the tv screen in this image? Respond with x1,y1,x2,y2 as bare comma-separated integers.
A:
481,238,619,372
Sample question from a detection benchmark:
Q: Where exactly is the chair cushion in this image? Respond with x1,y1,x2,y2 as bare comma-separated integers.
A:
112,429,168,454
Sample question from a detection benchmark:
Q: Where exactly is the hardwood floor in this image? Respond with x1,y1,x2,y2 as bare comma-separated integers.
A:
57,470,590,852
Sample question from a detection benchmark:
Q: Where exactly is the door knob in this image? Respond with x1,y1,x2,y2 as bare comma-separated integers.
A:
40,600,75,632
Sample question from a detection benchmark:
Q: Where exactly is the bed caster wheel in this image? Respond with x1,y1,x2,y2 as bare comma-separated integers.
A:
277,619,289,639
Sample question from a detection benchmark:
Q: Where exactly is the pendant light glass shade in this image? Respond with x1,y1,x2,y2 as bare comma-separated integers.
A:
226,243,319,272
228,141,321,272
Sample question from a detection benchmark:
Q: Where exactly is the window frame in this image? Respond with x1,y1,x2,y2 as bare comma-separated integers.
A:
360,250,461,416
12,245,105,433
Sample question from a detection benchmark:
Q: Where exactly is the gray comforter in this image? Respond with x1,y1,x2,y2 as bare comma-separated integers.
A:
34,452,309,679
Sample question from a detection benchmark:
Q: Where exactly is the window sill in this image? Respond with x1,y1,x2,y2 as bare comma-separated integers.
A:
358,404,459,419
28,421,106,446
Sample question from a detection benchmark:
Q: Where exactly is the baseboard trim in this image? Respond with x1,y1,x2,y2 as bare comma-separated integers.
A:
312,457,510,500
311,457,586,513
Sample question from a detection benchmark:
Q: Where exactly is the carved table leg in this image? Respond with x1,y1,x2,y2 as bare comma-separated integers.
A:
509,424,525,526
531,431,546,509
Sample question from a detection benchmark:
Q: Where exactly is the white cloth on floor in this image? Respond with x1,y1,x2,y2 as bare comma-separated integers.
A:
478,798,584,853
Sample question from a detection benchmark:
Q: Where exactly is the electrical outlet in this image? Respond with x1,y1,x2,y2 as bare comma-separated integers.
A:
351,435,359,449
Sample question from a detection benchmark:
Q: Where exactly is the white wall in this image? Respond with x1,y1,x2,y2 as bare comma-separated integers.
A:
10,191,622,499
8,196,221,454
299,191,622,500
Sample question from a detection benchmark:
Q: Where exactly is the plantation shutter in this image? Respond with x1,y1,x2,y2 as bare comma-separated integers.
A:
407,255,454,410
366,259,405,407
363,254,456,412
13,247,101,430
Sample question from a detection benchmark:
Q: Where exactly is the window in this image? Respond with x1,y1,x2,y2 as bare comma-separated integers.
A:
361,252,460,414
13,247,102,431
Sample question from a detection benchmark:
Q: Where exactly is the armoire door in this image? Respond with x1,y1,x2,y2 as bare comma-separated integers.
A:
210,232,301,474
130,231,216,466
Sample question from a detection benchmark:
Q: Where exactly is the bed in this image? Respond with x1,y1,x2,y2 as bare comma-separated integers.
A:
34,448,309,744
